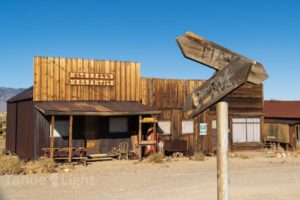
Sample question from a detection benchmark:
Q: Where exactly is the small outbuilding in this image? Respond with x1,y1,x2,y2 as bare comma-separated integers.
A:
264,100,300,150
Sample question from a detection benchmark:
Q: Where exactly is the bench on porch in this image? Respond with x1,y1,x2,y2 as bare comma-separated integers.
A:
42,147,87,166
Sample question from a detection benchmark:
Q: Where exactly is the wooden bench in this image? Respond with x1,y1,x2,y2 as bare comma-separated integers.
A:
42,147,87,165
163,140,188,156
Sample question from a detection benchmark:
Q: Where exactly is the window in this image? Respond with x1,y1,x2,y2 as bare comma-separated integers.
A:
49,119,69,138
157,121,171,135
109,117,128,133
232,118,260,143
182,120,194,134
296,125,300,141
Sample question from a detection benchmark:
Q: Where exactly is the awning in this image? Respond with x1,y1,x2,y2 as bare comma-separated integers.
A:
35,101,161,116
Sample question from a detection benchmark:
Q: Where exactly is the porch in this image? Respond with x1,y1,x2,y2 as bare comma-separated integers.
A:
34,101,161,163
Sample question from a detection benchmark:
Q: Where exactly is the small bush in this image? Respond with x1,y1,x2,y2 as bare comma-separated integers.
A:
25,158,58,174
0,154,24,175
144,153,164,164
193,151,205,161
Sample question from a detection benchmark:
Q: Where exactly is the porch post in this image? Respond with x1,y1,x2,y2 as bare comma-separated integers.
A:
50,115,55,160
68,115,73,163
138,115,142,161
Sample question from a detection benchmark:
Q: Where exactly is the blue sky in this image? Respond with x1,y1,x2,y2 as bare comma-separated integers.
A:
0,0,299,100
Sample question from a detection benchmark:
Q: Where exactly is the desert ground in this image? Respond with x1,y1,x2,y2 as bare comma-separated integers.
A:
0,152,300,200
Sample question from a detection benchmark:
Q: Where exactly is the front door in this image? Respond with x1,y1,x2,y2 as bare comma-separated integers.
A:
84,116,100,155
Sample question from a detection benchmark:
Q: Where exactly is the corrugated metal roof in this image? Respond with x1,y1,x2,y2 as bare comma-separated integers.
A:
264,100,300,119
7,87,33,103
35,101,161,116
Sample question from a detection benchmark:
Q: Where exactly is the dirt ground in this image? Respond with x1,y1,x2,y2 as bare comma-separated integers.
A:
0,152,300,200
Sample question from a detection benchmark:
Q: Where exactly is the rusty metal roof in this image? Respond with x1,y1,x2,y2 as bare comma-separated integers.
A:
7,86,33,103
35,101,161,116
264,100,300,119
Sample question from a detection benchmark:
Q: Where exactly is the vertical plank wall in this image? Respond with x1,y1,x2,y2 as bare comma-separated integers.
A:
33,57,140,102
140,78,206,154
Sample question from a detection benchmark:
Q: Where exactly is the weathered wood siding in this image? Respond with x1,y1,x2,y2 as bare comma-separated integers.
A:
208,83,264,115
141,78,264,154
33,57,140,102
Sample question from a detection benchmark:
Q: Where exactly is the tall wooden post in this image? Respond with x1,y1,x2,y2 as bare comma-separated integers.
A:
68,115,73,163
217,101,229,200
138,115,142,161
50,115,55,160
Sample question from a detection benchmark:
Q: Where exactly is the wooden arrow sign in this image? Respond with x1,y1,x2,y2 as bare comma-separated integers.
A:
184,58,253,117
177,32,268,84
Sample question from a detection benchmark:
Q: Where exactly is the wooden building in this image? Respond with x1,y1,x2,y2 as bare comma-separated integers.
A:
264,100,300,150
141,78,264,154
6,56,265,160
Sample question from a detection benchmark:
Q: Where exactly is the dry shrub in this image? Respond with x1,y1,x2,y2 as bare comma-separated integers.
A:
144,153,164,164
193,151,205,161
237,154,251,159
25,158,58,174
289,150,300,158
0,154,24,175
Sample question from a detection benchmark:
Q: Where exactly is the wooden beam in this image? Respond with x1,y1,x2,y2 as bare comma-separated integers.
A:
176,32,268,84
68,115,73,163
50,115,55,160
138,115,142,161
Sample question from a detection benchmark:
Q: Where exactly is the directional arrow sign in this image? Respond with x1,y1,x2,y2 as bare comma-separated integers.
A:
177,32,268,118
177,32,268,85
184,58,253,117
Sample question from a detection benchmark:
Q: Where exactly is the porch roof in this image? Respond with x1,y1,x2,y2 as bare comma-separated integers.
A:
35,101,161,116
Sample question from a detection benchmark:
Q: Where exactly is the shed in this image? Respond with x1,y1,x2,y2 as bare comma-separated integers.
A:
264,100,300,149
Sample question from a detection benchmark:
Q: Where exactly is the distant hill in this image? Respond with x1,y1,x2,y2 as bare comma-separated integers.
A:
0,87,25,112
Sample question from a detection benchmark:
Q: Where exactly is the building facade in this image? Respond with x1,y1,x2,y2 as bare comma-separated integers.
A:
6,56,265,160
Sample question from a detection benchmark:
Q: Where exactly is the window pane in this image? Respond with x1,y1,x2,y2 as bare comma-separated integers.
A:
232,123,247,143
50,119,69,138
246,118,261,142
109,117,128,133
158,121,171,134
182,120,194,134
232,118,246,123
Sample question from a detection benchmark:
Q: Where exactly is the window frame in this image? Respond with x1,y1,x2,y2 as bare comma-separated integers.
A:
109,117,128,133
232,117,261,143
181,120,194,135
157,120,171,135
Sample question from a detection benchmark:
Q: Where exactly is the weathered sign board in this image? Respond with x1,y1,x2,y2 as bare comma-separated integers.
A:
177,32,268,85
177,32,268,117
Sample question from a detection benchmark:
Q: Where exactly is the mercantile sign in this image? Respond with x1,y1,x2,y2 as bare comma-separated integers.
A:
69,72,115,86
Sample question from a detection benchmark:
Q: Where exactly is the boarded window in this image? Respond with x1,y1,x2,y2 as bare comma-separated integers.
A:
158,121,171,135
50,119,69,138
182,120,194,134
232,118,260,143
109,117,128,133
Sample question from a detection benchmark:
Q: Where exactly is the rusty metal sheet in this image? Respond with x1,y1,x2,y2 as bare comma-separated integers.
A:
35,101,161,116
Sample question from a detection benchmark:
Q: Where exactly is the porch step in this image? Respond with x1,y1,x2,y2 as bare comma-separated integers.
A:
89,153,118,158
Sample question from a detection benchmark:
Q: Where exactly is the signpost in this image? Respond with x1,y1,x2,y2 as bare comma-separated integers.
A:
177,32,268,200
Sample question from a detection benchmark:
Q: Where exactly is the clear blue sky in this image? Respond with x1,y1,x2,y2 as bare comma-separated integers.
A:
0,0,299,100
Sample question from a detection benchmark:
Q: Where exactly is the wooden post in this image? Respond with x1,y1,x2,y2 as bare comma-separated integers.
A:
68,115,73,163
138,115,142,161
217,101,229,200
50,115,55,160
153,120,157,153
